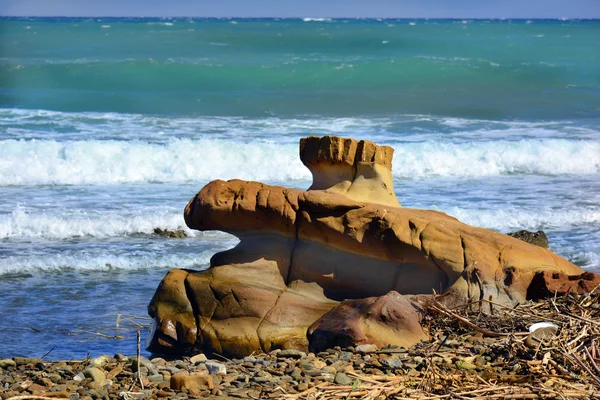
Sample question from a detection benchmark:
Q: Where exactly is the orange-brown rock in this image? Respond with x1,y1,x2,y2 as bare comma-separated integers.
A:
184,178,582,306
170,371,214,391
148,262,338,357
526,271,600,299
300,136,400,207
148,135,593,357
307,291,428,352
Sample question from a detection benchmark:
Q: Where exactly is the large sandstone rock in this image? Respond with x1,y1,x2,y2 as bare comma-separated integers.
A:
148,135,591,357
183,178,582,306
148,262,338,357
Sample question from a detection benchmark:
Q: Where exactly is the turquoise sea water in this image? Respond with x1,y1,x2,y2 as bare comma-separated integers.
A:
0,17,599,359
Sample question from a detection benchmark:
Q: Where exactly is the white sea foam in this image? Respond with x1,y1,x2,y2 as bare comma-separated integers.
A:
392,139,600,178
446,206,600,231
0,205,239,240
0,251,213,275
0,138,598,186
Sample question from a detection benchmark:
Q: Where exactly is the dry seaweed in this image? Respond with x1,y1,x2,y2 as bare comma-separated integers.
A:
284,288,600,399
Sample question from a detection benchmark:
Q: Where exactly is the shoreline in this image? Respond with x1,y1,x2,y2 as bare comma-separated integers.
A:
2,294,599,400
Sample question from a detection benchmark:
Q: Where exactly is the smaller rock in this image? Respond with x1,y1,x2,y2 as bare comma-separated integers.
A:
170,372,214,391
0,359,17,369
277,349,307,359
507,230,548,249
381,357,402,370
148,374,164,383
334,372,353,385
27,383,47,393
89,355,110,368
151,357,167,366
190,353,207,364
72,372,85,382
525,326,558,349
290,368,303,381
205,360,227,375
527,271,600,299
105,365,123,380
83,367,106,383
154,228,187,238
355,344,378,354
14,357,42,366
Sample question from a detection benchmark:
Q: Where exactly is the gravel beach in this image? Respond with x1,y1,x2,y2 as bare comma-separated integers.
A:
2,293,599,400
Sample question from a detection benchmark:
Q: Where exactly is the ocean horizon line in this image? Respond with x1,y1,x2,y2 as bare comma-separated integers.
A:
1,16,599,21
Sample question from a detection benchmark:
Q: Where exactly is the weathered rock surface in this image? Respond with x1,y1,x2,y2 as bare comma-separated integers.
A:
307,291,428,352
148,263,338,357
183,178,582,305
526,271,600,299
300,136,400,207
148,135,594,357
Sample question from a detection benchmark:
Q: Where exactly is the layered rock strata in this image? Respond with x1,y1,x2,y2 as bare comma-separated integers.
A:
148,135,589,357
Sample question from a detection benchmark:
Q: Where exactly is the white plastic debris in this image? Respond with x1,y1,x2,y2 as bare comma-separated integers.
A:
528,322,559,332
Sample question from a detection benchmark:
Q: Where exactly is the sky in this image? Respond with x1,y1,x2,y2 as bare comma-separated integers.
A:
0,0,599,19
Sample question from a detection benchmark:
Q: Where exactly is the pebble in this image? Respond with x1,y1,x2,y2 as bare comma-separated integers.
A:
89,355,110,368
381,357,403,370
334,372,353,385
277,349,307,359
205,360,227,375
355,344,378,354
0,359,16,369
190,353,207,364
0,328,560,400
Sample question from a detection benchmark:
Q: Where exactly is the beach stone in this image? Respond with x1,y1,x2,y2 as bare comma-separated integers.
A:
334,372,353,385
525,326,558,348
89,355,110,368
82,367,105,382
381,357,403,370
27,383,47,393
170,372,214,391
148,373,164,383
355,344,378,354
0,359,16,368
154,228,187,238
72,372,85,382
277,349,306,359
105,365,123,380
190,353,207,364
14,357,42,366
205,360,227,375
151,357,167,366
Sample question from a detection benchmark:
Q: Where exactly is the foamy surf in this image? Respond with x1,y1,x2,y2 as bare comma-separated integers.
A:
0,252,213,276
0,138,598,186
0,206,238,240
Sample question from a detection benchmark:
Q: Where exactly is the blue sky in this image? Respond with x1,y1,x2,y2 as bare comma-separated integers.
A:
0,0,599,18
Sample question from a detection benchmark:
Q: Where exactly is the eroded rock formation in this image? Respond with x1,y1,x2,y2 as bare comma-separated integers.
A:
148,135,591,357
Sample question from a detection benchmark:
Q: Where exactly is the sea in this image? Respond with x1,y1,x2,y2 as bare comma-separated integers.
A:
0,17,599,359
